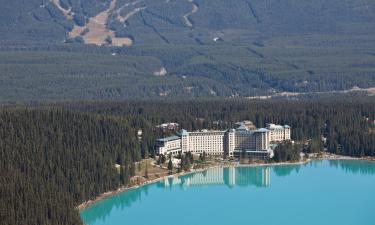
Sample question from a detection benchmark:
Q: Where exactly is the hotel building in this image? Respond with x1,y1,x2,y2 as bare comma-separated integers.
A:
266,123,291,142
181,129,226,156
155,136,182,156
155,122,291,159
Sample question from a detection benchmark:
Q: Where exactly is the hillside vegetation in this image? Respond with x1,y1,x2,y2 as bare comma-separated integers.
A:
65,98,375,157
0,108,142,225
0,0,374,101
1,97,374,225
1,41,375,102
1,0,374,45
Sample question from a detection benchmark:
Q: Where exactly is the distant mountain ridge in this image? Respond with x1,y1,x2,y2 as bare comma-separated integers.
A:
0,0,375,102
1,0,375,45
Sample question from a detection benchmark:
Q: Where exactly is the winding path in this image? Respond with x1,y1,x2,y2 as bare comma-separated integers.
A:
51,0,74,20
183,0,198,28
117,7,147,24
116,0,146,24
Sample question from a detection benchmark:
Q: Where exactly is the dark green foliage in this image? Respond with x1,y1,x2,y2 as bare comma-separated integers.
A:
144,163,149,178
105,35,112,45
0,97,374,225
63,97,375,157
0,51,167,102
180,154,189,172
0,41,375,102
1,0,374,45
185,152,194,165
307,138,323,153
168,158,173,171
273,141,301,162
157,154,166,165
199,151,207,162
130,163,136,176
0,1,375,101
73,13,86,26
160,154,166,164
174,152,193,171
0,108,141,225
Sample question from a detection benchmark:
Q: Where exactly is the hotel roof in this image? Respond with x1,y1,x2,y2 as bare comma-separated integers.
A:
180,129,188,136
255,128,269,133
236,124,248,131
157,135,181,142
267,123,290,130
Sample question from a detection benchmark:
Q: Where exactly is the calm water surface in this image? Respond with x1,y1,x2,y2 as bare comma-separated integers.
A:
81,160,375,225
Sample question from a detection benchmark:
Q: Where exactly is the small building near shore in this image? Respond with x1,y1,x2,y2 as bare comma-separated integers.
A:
155,136,182,155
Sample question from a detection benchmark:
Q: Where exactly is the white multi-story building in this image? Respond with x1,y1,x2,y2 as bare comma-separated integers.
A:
155,123,291,159
155,136,182,155
266,123,291,142
181,129,226,156
227,126,272,159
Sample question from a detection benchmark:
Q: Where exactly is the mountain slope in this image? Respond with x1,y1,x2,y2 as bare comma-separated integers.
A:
1,0,374,45
0,0,375,101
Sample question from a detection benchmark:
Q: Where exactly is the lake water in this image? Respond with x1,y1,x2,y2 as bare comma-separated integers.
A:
80,160,375,225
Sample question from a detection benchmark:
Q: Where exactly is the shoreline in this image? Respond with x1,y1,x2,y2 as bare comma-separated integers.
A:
77,154,374,212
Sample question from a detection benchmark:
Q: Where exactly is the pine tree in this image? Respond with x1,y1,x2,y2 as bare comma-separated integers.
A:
144,162,149,179
168,158,173,174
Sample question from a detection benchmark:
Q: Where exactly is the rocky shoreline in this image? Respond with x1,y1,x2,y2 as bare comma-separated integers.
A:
77,153,374,212
320,153,375,161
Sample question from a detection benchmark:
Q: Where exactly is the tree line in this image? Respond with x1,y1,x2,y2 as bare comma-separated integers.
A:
0,108,141,225
1,97,374,224
63,97,375,158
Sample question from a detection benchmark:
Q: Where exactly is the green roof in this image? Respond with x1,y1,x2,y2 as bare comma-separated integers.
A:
157,136,180,142
255,128,269,133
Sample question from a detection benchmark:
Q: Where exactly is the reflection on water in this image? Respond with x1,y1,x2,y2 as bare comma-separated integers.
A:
160,166,271,189
81,187,147,225
273,164,301,177
81,160,375,225
328,160,375,175
81,166,272,224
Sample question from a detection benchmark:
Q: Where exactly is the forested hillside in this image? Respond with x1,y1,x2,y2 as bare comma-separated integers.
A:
1,42,375,102
0,0,374,101
65,97,375,157
0,108,142,225
1,97,374,225
1,0,374,45
1,1,374,223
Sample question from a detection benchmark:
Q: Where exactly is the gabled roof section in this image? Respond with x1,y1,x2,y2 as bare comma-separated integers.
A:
236,124,248,131
255,128,269,133
180,129,188,136
157,136,181,142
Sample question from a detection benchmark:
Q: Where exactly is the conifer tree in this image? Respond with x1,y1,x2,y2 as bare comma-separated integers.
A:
168,158,173,174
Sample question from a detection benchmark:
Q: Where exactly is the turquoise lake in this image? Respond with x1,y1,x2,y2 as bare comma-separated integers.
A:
81,160,375,225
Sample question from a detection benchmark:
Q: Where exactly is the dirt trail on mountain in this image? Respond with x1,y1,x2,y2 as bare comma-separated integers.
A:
51,0,73,20
115,0,146,26
183,0,198,28
69,0,132,47
118,7,147,23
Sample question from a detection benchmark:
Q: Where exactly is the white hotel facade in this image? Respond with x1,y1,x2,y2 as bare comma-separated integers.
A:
155,122,291,159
